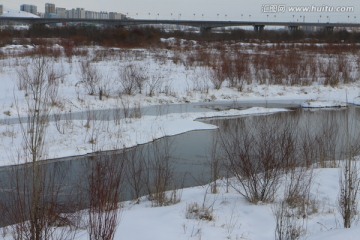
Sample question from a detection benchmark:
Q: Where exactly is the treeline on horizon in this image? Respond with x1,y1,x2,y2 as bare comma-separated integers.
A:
1,25,360,47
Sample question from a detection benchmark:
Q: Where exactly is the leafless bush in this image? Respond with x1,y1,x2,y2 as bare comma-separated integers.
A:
230,53,251,91
338,156,360,228
314,115,339,168
78,60,101,96
298,128,318,168
3,158,81,240
112,108,122,126
87,153,125,240
131,103,142,119
145,139,180,207
124,146,147,201
119,64,148,95
191,68,210,94
209,136,221,194
208,65,226,90
321,59,340,87
118,97,131,119
185,202,214,221
284,166,314,218
221,116,297,203
54,113,64,134
273,201,305,240
146,74,164,97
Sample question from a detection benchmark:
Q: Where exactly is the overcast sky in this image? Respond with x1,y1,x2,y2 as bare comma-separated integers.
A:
1,0,359,22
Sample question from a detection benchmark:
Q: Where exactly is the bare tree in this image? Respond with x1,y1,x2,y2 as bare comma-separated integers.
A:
8,56,71,240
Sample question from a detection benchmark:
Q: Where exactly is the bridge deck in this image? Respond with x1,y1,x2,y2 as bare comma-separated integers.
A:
1,17,359,29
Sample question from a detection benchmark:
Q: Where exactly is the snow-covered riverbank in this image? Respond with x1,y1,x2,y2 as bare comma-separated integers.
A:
1,43,360,240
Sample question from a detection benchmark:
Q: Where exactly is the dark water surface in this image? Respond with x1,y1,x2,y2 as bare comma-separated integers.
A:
0,106,359,226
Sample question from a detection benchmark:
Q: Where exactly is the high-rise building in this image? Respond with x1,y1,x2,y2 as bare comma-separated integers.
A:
99,11,109,19
56,7,66,18
109,12,125,20
45,3,55,17
76,8,85,18
20,4,38,15
0,5,3,15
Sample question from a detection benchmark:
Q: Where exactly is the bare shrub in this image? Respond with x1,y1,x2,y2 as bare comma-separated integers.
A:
273,201,305,240
54,113,65,134
87,153,125,240
124,146,147,201
4,163,81,240
78,60,101,95
338,156,360,228
112,108,122,126
314,114,339,168
321,59,340,87
335,54,354,84
118,97,131,119
209,135,221,194
284,166,314,219
145,139,180,207
146,73,164,97
208,65,226,90
185,202,214,221
231,52,252,91
299,128,318,168
192,69,210,94
119,64,148,95
221,116,297,203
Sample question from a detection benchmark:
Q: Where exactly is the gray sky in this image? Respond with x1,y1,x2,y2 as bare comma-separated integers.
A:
1,0,359,22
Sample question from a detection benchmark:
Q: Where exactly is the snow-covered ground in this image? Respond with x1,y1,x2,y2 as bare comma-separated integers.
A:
112,167,360,240
1,167,356,240
0,43,360,239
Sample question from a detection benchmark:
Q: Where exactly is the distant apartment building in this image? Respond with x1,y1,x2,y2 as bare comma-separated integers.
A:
77,8,86,18
66,8,85,19
85,11,100,19
109,12,125,20
41,3,125,20
0,5,3,15
56,7,66,18
99,11,109,19
20,4,37,15
45,3,55,17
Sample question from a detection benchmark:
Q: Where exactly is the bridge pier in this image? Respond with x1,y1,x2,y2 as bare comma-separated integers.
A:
200,26,212,34
325,26,334,32
253,25,265,32
288,25,300,32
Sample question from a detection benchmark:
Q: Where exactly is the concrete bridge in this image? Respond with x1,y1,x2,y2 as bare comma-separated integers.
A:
1,17,359,32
